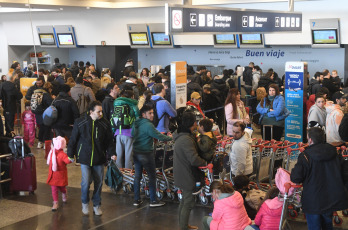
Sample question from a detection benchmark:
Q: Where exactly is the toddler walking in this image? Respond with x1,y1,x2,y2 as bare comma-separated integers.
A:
47,136,72,211
21,102,36,147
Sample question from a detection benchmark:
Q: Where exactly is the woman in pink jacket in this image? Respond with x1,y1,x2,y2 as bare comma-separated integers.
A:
202,181,252,230
225,89,250,136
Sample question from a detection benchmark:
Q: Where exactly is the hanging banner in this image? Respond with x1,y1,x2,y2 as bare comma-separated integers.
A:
170,61,187,109
284,62,304,143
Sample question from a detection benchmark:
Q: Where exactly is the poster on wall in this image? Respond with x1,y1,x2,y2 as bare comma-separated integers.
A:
20,77,36,113
284,62,304,143
170,61,187,109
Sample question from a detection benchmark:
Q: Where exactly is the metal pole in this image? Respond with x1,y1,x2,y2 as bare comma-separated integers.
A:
27,0,39,74
289,0,294,12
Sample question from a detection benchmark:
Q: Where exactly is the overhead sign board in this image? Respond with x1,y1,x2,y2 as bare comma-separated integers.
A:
166,5,302,34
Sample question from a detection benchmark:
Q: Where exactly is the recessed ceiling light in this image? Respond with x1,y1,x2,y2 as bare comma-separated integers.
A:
86,7,90,10
60,8,63,10
25,3,29,6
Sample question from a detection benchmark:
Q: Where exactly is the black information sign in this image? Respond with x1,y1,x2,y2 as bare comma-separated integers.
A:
168,6,302,33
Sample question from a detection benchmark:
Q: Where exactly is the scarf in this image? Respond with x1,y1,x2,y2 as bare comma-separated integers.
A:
46,136,67,172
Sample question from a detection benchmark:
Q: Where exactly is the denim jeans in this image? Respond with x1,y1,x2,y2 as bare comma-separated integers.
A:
133,152,157,202
306,212,333,230
80,164,104,207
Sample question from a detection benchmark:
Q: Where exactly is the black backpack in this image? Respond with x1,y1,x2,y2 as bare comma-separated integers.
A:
243,67,253,86
145,98,166,127
30,89,47,114
110,104,135,133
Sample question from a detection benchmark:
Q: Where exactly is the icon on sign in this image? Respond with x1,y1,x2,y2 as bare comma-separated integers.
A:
242,16,248,27
296,17,300,27
281,17,285,27
199,14,205,27
207,14,213,27
190,13,197,27
172,10,182,29
249,16,255,27
286,17,290,27
275,17,280,27
291,17,295,27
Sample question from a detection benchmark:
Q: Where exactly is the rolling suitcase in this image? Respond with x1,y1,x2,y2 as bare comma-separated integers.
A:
9,137,37,192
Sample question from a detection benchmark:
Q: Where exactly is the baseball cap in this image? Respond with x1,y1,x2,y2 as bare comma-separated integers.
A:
191,92,201,100
332,91,347,103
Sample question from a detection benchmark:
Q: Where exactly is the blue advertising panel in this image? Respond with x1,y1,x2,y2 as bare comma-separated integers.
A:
285,62,304,143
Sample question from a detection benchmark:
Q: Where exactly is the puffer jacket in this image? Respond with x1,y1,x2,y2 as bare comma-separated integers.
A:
211,79,229,103
256,95,290,122
67,115,115,166
52,92,80,130
326,103,344,143
210,191,252,230
254,197,283,230
187,82,202,101
186,101,205,123
229,132,253,176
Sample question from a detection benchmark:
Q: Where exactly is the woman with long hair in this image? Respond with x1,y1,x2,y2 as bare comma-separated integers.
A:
140,68,150,87
225,88,250,136
256,84,290,140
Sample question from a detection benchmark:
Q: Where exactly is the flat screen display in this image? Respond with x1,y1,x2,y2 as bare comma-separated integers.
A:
214,34,236,45
239,34,263,44
312,29,338,44
151,33,172,45
57,33,74,45
129,32,149,45
39,33,55,46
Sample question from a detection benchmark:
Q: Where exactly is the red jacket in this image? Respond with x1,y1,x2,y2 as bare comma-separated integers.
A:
210,191,252,230
305,94,315,123
254,197,283,230
46,149,71,186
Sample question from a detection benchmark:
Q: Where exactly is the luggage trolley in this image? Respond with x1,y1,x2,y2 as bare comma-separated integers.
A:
283,143,307,172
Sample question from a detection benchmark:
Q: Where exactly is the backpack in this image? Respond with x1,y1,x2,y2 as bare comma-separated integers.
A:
8,136,31,158
30,89,47,114
243,67,253,86
256,87,267,101
42,100,58,126
104,160,123,192
245,189,266,210
145,98,166,127
110,104,134,133
76,87,88,115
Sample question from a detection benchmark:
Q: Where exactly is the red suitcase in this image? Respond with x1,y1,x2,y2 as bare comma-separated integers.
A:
9,137,37,192
45,140,52,159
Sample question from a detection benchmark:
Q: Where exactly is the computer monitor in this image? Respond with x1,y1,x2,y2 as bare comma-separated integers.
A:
129,32,149,46
39,33,56,46
57,33,75,46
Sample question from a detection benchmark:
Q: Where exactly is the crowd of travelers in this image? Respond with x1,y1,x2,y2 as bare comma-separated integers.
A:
1,58,348,230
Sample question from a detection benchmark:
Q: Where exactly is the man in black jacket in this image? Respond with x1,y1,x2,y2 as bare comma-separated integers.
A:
69,61,79,79
187,75,202,102
291,127,348,230
68,101,116,216
102,83,119,121
322,69,340,100
52,84,79,139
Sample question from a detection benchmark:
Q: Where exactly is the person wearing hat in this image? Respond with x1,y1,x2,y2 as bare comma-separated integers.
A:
186,92,205,123
325,91,347,144
52,84,80,139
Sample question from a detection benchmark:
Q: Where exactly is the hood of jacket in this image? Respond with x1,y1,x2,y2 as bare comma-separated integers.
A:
114,96,138,106
305,143,337,162
236,131,252,145
326,103,341,115
222,191,245,209
263,198,283,216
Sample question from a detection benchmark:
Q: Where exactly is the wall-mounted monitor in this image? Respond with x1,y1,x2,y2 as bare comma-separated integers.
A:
39,33,56,46
129,32,149,46
151,32,172,46
213,34,237,48
238,34,264,48
312,29,338,45
57,33,75,46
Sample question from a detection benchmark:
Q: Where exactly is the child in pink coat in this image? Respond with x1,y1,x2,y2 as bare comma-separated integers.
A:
202,181,252,230
21,102,36,147
46,136,72,211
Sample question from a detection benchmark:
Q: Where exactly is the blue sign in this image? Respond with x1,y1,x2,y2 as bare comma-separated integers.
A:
285,62,305,143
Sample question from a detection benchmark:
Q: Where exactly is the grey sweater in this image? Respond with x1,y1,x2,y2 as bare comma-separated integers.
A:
307,104,327,127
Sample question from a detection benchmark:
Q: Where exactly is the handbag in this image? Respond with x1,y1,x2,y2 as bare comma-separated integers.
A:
105,160,123,191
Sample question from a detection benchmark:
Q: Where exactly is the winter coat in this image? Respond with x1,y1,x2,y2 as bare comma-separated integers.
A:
52,63,62,71
339,113,348,142
102,95,115,121
52,92,80,130
225,101,249,136
67,115,115,166
252,71,261,91
243,67,253,86
211,79,229,103
254,197,283,230
322,78,339,100
197,132,217,162
308,78,321,95
307,103,326,128
69,65,79,79
210,192,252,230
132,118,172,153
113,97,140,136
91,78,101,95
187,82,202,102
55,75,65,85
151,95,177,133
291,143,348,214
25,84,43,100
257,76,274,91
186,101,205,123
46,149,71,186
257,95,290,123
174,132,206,191
70,84,96,115
229,132,253,176
305,94,315,123
1,81,23,113
326,103,344,143
120,80,140,100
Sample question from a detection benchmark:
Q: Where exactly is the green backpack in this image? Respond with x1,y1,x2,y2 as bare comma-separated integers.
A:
110,104,135,134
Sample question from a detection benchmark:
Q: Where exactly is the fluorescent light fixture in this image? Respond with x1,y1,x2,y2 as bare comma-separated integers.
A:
0,7,60,13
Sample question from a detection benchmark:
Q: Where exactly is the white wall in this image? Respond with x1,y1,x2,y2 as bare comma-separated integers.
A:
69,46,96,67
0,22,9,74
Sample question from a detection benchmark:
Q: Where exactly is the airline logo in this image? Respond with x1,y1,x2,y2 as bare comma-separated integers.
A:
285,62,304,72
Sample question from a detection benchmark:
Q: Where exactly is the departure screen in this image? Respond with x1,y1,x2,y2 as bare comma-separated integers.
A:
152,33,171,45
240,34,262,44
39,34,55,45
57,33,74,45
214,34,235,44
312,30,338,44
130,33,149,45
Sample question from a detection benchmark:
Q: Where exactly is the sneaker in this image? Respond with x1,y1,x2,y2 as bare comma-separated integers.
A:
62,192,67,203
188,225,199,229
133,200,143,206
149,200,165,207
82,203,89,215
37,142,43,149
93,206,103,216
52,201,59,211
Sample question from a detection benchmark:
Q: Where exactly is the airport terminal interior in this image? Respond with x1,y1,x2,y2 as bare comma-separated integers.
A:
1,0,348,229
